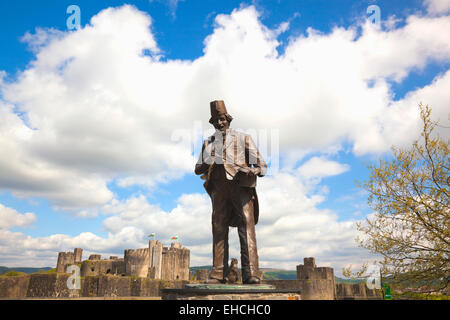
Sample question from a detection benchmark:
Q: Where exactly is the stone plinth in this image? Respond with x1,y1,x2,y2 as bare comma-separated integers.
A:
161,284,301,300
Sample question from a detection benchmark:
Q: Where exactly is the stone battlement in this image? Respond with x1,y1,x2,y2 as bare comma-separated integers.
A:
56,248,83,273
125,248,150,278
296,257,336,299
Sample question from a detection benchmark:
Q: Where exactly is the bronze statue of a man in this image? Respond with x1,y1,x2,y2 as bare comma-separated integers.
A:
195,100,267,284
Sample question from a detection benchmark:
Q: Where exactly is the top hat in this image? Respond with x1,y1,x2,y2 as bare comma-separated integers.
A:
209,100,231,123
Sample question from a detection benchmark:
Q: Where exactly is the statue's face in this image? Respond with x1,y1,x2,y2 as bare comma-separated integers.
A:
213,114,230,134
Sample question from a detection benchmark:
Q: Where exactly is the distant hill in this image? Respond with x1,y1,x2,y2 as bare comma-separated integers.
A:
0,266,53,275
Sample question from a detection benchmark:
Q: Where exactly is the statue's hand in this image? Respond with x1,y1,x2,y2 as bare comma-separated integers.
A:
239,167,260,176
238,167,250,174
249,168,261,177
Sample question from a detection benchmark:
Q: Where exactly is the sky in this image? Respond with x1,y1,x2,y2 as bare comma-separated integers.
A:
0,0,449,275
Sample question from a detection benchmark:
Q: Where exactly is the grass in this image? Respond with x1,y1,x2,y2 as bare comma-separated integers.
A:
1,270,28,277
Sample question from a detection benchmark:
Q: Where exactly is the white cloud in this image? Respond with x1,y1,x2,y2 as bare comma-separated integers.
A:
0,204,36,229
297,156,350,180
424,0,450,14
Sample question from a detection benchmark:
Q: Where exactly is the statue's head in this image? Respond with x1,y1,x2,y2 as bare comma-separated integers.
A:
209,100,233,134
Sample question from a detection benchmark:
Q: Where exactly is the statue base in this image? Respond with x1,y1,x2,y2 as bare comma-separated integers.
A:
161,283,301,300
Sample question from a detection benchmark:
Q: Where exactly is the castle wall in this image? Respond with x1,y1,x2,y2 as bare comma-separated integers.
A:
160,243,190,281
96,276,131,297
56,248,83,273
124,248,149,278
296,257,336,300
26,273,80,298
80,259,125,277
0,273,382,299
0,275,30,298
80,276,187,297
336,282,382,300
56,252,75,273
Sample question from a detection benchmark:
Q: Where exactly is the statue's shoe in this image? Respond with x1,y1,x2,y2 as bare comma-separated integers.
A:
243,277,260,285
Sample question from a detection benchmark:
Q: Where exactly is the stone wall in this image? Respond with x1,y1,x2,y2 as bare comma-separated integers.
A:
56,252,74,273
160,243,190,281
296,257,336,300
80,259,125,277
0,273,382,299
336,282,382,300
124,248,150,278
56,248,83,273
26,273,80,298
0,275,30,298
195,269,210,281
2,273,137,299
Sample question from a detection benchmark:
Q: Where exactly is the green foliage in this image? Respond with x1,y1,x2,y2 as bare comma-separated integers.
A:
262,270,297,280
1,270,27,277
45,268,57,274
348,103,450,291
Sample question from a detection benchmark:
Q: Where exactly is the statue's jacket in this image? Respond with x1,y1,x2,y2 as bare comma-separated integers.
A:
195,129,267,226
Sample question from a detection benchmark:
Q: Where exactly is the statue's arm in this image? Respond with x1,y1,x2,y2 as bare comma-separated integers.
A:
195,141,210,175
246,135,268,177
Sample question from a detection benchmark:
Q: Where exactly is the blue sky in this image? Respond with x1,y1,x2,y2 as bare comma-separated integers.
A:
0,0,449,272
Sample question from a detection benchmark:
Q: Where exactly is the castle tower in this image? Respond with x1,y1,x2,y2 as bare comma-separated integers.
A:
148,240,163,279
124,248,150,277
56,250,75,273
297,257,336,300
74,248,83,263
160,242,190,281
